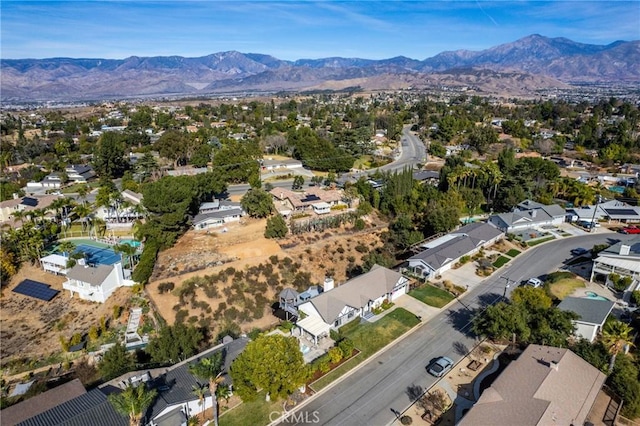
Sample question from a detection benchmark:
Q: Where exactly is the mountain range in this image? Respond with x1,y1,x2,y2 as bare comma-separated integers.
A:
1,34,638,102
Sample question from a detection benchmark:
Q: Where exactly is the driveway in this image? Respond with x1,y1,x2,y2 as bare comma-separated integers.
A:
440,263,485,291
393,294,441,321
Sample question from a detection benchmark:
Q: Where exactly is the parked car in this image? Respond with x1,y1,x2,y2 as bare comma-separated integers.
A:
622,226,640,234
525,277,543,288
427,356,454,377
571,247,590,256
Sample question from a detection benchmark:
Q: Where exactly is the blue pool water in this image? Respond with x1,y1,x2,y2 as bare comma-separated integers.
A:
609,186,625,194
584,291,611,301
121,239,141,248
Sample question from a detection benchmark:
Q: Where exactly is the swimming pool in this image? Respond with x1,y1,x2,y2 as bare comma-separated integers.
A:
120,239,142,248
55,240,121,266
609,186,626,194
300,344,311,354
584,291,611,301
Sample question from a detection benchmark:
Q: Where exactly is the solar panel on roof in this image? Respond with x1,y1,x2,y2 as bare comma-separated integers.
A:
605,208,639,216
12,279,59,301
301,194,321,202
21,197,38,207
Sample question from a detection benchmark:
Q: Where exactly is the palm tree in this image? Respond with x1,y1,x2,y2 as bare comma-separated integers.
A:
601,319,634,373
108,384,158,426
215,383,232,410
58,241,76,258
192,383,207,422
77,184,89,206
188,352,225,426
114,243,137,269
74,204,92,236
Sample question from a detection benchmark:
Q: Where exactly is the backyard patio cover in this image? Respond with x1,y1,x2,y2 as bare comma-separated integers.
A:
297,316,331,344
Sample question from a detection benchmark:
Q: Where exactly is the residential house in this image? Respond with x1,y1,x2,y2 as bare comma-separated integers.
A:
15,387,128,426
270,187,344,214
260,158,303,171
63,261,134,303
407,222,503,279
40,253,71,275
148,337,248,426
192,199,244,230
590,238,640,286
3,379,89,426
65,164,96,183
0,194,61,227
558,297,615,342
459,344,607,426
412,170,440,186
568,199,640,224
489,200,566,232
296,265,410,343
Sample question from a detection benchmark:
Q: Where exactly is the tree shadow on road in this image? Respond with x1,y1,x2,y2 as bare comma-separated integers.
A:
406,384,425,403
452,341,469,356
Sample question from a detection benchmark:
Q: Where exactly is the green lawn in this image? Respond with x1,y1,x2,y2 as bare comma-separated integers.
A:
219,391,281,426
527,236,556,247
506,249,521,257
409,284,455,308
311,308,420,390
548,278,586,300
492,256,510,268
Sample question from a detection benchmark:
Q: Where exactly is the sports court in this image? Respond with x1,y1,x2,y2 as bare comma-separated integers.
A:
73,244,122,265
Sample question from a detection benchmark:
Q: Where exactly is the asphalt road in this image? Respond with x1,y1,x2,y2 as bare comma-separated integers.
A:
377,126,427,173
286,232,631,426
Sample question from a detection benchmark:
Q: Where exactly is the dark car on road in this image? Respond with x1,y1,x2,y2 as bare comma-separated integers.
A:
571,247,590,256
426,356,454,377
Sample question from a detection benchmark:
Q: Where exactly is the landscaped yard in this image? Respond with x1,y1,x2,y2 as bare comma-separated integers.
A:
527,236,556,247
492,256,510,268
219,391,282,426
548,278,586,300
506,249,521,257
409,284,455,308
311,308,420,390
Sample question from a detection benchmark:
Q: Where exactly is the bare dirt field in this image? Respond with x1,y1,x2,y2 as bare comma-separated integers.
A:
147,215,387,333
1,265,132,367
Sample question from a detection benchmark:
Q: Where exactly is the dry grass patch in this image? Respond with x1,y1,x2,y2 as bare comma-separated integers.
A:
548,278,586,300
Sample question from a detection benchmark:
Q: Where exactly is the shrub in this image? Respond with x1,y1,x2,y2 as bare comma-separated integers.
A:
400,415,412,425
318,357,331,373
459,255,470,264
338,338,354,358
88,326,99,341
355,244,369,253
158,282,175,293
631,290,640,306
112,305,122,320
247,328,262,340
354,218,366,230
328,347,343,364
279,320,294,332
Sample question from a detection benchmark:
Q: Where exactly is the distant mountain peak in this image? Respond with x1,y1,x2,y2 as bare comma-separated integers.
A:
1,34,638,102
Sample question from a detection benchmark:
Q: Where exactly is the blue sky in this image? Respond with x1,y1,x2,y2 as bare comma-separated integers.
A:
2,1,639,60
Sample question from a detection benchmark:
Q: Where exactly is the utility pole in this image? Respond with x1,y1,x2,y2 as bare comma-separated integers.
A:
500,275,515,299
590,194,602,233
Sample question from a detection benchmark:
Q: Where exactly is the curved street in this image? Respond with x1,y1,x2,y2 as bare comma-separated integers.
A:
286,232,632,426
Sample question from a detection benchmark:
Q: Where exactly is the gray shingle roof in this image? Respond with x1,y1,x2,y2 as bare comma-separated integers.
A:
2,379,87,426
192,207,243,225
17,388,128,426
409,222,503,270
557,297,615,325
149,337,249,420
601,238,640,259
304,265,405,325
66,264,113,286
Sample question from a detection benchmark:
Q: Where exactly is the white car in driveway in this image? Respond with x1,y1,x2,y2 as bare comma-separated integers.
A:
525,278,543,288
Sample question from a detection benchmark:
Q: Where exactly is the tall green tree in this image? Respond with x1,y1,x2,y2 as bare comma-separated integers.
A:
230,334,309,401
146,323,203,363
264,214,288,238
99,342,135,380
601,319,634,373
189,352,225,426
93,132,128,178
240,188,274,218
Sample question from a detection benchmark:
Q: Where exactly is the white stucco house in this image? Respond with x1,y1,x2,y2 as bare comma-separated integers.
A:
63,261,134,303
488,200,566,233
192,200,244,230
407,222,503,279
296,265,410,343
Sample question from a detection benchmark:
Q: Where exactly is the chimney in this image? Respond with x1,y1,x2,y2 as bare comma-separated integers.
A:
620,244,631,256
550,361,559,371
323,277,334,292
12,193,19,200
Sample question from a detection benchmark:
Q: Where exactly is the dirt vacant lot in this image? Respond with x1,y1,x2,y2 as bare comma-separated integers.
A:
1,265,132,367
147,215,387,334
